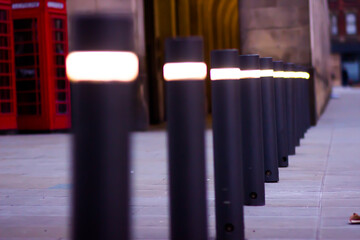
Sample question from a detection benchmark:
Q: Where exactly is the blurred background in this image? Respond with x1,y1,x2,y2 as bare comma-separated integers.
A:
67,0,337,129
3,0,359,131
1,1,360,239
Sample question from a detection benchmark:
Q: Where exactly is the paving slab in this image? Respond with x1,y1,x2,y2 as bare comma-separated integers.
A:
0,87,360,239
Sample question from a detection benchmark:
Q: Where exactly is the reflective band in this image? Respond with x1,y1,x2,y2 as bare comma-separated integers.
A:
274,71,310,79
260,69,274,78
273,71,286,78
238,70,261,79
210,68,240,80
275,71,295,78
290,72,302,78
292,72,302,78
301,72,310,79
285,72,296,78
66,51,139,82
163,62,207,81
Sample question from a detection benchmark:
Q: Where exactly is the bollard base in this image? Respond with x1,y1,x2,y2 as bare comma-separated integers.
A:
265,169,279,182
244,191,265,206
279,156,289,167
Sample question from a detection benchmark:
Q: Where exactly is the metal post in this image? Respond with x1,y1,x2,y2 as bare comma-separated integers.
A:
307,67,317,126
284,63,296,156
288,63,299,149
302,66,311,132
293,65,300,145
164,37,208,240
273,61,289,167
296,66,304,139
260,58,279,182
69,14,137,240
211,49,244,240
239,54,265,206
297,65,306,139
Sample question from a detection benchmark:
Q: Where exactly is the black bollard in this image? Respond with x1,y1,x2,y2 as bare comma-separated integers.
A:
284,63,296,156
273,61,289,167
164,37,208,240
211,49,244,240
296,65,306,140
289,63,299,150
300,66,311,135
68,14,137,240
294,65,303,145
292,66,299,145
239,54,265,206
260,58,279,182
303,67,312,132
304,68,312,131
287,63,298,150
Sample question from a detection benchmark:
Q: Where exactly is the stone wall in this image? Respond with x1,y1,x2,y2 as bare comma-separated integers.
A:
239,0,332,120
309,0,332,115
329,54,342,86
239,0,311,65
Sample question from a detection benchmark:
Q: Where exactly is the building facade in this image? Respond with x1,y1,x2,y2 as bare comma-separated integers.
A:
240,0,332,120
329,0,360,86
67,0,332,128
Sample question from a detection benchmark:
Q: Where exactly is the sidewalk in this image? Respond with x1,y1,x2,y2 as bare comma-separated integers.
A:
0,87,359,239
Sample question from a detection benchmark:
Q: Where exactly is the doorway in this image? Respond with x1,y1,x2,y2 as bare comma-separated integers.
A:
144,0,240,124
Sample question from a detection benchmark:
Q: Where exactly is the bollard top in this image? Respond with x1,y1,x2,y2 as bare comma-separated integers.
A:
283,62,293,71
165,37,204,63
287,63,295,70
300,65,309,73
260,57,273,70
273,61,284,71
239,54,260,70
211,49,239,68
70,13,134,52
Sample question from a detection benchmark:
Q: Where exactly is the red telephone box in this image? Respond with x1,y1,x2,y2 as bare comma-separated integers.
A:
12,0,70,130
0,0,17,130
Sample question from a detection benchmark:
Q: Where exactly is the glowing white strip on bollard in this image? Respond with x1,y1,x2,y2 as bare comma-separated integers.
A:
290,72,302,79
285,71,296,78
259,69,274,78
163,62,207,81
66,51,139,82
273,71,286,78
210,68,240,80
238,70,261,79
301,72,310,79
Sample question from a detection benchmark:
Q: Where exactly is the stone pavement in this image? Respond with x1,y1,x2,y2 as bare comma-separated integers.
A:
0,86,359,240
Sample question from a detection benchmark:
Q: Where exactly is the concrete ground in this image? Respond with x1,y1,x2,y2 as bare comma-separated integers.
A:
0,86,359,240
